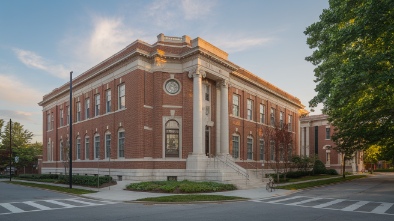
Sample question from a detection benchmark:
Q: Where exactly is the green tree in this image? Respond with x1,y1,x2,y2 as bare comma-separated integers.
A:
14,142,43,170
305,0,394,152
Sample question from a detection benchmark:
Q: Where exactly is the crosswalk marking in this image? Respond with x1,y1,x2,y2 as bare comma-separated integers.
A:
0,198,118,216
287,197,322,206
0,203,25,213
24,201,52,210
371,203,394,214
341,201,369,211
312,199,345,208
266,196,304,204
253,196,394,215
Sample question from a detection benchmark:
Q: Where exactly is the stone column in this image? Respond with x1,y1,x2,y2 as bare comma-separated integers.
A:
188,68,205,155
215,84,221,156
219,80,229,155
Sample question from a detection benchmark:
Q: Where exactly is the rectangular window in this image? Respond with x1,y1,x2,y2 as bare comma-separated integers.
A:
247,99,253,120
118,131,125,157
270,108,276,126
47,114,51,131
106,90,111,113
205,84,210,101
85,98,90,119
259,139,265,161
232,135,239,158
67,106,70,125
94,136,100,159
60,109,64,127
288,115,293,131
59,140,63,161
85,137,90,160
247,137,253,160
95,94,100,116
270,140,275,161
76,102,81,122
280,111,284,128
326,152,331,164
232,94,240,116
51,113,54,130
76,138,81,160
260,104,265,124
118,84,125,109
326,127,331,139
105,134,111,158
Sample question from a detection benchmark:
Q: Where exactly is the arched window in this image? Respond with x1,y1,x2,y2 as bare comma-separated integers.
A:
105,132,111,159
232,134,240,159
76,136,81,160
94,134,100,159
259,139,265,161
165,120,179,157
118,129,125,158
247,136,253,160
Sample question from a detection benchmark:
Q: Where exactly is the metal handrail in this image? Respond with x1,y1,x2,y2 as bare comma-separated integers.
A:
215,155,249,180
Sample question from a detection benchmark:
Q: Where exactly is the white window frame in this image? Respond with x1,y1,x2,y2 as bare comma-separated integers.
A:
95,94,100,116
59,139,63,161
232,134,240,159
270,140,275,161
85,136,90,160
260,104,265,124
106,90,111,113
259,139,265,161
247,136,253,160
76,102,81,122
46,113,51,131
94,134,100,159
232,94,240,117
60,109,64,127
247,99,253,121
85,98,90,119
105,132,111,159
76,136,81,160
280,111,284,128
288,115,293,131
67,106,70,125
118,84,125,110
325,127,331,140
162,116,182,159
118,129,125,158
270,108,276,126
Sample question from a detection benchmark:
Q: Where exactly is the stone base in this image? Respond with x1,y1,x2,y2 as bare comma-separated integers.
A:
185,154,209,181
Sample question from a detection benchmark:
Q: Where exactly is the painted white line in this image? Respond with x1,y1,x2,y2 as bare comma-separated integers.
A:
24,201,52,210
266,196,304,203
341,201,369,211
65,199,101,206
0,203,25,213
371,203,394,214
287,197,322,206
45,200,77,208
313,199,345,208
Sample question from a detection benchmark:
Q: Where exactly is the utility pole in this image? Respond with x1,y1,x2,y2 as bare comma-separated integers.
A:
69,71,73,189
9,119,12,181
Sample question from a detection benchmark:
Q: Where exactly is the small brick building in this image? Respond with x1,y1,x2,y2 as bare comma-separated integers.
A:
300,114,364,173
38,34,304,187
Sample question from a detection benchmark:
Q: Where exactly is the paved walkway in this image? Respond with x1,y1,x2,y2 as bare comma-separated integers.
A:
0,178,294,202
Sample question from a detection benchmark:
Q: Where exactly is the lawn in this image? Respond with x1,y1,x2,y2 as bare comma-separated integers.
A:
6,181,97,195
276,175,366,190
137,195,246,202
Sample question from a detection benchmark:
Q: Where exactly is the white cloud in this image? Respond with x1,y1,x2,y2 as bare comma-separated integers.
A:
181,0,216,20
0,75,43,106
214,36,272,53
13,49,69,79
0,109,37,122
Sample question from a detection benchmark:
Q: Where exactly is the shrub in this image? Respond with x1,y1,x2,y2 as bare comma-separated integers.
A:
126,180,236,193
312,160,327,175
285,171,311,178
58,175,112,186
326,169,339,175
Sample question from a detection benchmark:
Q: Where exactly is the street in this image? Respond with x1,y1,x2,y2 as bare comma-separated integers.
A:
0,173,393,221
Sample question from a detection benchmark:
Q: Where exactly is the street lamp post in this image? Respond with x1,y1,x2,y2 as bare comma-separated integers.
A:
9,119,12,181
69,71,73,189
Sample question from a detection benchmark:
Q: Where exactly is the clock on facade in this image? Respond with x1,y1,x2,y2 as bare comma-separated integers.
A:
165,79,180,94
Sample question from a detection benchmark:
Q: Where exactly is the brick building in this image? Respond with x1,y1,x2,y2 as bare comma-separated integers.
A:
300,114,364,173
38,34,304,188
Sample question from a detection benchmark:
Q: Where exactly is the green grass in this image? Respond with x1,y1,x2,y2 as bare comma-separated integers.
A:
277,175,366,190
137,194,246,202
6,181,97,195
374,169,394,172
287,174,340,182
126,180,237,193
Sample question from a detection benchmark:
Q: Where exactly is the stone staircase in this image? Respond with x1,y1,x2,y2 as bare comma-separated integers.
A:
205,155,266,189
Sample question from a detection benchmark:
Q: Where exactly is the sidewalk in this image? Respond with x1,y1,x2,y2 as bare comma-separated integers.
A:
0,178,294,202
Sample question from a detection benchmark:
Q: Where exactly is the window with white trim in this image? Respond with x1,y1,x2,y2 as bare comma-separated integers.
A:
95,94,100,116
270,140,275,161
85,136,90,160
59,139,63,161
247,99,253,120
165,120,179,157
270,108,276,126
76,102,81,122
85,98,90,119
67,106,70,125
247,137,253,160
105,133,111,159
76,137,81,160
106,90,111,113
232,94,240,116
118,84,125,110
260,104,265,124
118,130,125,158
326,127,331,139
94,134,100,159
288,115,293,131
46,113,51,131
232,135,239,159
280,111,284,128
259,139,265,161
60,109,64,127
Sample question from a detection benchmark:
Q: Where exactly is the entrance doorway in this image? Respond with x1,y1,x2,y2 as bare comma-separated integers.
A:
205,126,210,156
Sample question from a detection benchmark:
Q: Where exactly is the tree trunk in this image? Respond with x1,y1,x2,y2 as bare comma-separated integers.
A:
342,154,346,178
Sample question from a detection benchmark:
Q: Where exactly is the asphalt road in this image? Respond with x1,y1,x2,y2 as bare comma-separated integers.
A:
0,173,393,221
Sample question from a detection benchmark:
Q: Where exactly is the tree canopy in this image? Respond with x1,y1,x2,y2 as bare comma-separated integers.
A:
305,0,394,149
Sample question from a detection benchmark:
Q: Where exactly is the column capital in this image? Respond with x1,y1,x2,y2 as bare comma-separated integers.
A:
188,68,206,79
216,79,229,88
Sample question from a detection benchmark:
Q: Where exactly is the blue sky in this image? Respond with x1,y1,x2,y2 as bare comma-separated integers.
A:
0,0,328,143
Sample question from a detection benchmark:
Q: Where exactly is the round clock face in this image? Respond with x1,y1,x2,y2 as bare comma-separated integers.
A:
165,80,180,94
